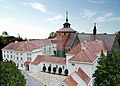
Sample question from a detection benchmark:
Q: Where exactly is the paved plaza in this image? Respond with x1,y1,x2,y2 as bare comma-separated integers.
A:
23,71,67,86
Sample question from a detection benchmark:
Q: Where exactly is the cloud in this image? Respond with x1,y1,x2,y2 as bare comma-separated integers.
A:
90,0,106,4
47,14,63,22
95,12,120,22
23,2,47,13
82,9,97,20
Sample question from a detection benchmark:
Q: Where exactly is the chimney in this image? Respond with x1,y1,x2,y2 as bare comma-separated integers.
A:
93,23,97,35
15,41,18,43
95,39,98,42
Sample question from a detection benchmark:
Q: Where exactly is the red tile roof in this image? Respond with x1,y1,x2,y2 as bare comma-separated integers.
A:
66,43,81,54
65,33,77,49
81,40,106,53
31,55,66,65
2,39,54,52
67,40,106,54
69,48,97,63
63,75,78,86
24,61,31,64
76,67,91,85
57,28,76,33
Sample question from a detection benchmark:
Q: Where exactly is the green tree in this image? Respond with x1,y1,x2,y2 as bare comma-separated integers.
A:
93,51,120,86
58,67,62,75
48,32,56,39
42,65,46,72
64,69,69,76
53,67,56,74
48,66,51,73
2,31,9,37
0,60,26,86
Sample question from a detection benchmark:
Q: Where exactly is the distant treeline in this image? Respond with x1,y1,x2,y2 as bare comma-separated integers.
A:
0,31,27,61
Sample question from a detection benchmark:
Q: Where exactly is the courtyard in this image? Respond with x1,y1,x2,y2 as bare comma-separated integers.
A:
23,70,67,86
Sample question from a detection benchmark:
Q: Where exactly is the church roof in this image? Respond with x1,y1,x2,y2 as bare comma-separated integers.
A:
78,34,116,50
57,28,76,33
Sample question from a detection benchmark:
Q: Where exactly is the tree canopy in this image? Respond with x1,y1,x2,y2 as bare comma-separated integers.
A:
0,31,26,61
93,51,120,86
0,60,26,86
48,32,56,39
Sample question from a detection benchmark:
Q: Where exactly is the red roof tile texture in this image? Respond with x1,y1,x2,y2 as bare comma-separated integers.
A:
69,48,97,63
57,28,76,33
2,39,54,52
81,40,106,53
31,55,66,65
63,75,78,86
67,40,106,54
66,43,81,54
76,67,91,85
24,61,31,64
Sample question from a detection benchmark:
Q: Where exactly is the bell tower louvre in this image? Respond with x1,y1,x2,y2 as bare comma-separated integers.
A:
56,11,77,57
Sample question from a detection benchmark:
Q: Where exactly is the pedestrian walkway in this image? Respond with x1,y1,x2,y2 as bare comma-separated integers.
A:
21,71,44,86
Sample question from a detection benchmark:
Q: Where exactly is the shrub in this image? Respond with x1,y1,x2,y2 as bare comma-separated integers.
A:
53,67,56,74
64,69,69,76
58,67,62,74
42,65,46,72
48,66,51,73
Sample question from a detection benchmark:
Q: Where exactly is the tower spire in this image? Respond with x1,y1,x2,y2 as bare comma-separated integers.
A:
63,11,71,28
66,11,68,23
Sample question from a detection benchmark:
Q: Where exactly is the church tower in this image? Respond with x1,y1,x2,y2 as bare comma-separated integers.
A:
56,11,76,57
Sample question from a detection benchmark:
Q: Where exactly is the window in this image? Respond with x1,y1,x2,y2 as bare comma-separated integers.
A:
21,64,23,67
17,57,18,60
72,63,75,66
7,51,9,53
64,33,66,35
27,53,31,55
11,55,12,59
21,57,23,61
7,55,9,58
30,57,31,61
44,48,46,51
16,53,18,55
27,57,29,60
11,51,12,53
63,66,64,69
4,54,6,58
49,47,51,50
21,53,22,55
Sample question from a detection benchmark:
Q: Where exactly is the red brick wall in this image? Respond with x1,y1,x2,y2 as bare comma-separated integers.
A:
57,32,69,50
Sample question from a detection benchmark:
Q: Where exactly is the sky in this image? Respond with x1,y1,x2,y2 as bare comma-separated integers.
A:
0,0,120,39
